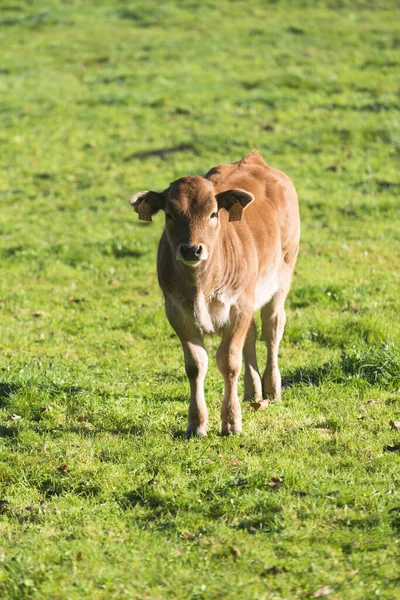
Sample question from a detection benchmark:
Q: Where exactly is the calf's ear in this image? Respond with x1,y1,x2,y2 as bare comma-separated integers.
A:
130,190,166,222
216,188,254,222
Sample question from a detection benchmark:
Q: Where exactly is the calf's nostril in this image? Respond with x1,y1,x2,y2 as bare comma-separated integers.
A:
194,246,202,257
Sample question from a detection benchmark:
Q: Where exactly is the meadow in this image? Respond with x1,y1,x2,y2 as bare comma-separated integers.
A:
0,0,400,598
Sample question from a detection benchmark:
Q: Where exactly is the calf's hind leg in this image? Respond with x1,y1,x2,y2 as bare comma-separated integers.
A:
261,289,287,400
243,319,263,402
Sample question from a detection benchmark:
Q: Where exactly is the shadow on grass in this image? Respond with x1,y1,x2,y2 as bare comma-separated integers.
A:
36,377,86,398
151,391,187,404
283,343,400,390
389,507,400,533
237,510,284,534
282,362,339,388
0,382,20,405
118,488,180,518
118,489,285,535
124,144,194,162
0,426,17,438
37,476,102,499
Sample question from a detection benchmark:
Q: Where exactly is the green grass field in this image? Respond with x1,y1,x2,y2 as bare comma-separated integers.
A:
1,1,400,598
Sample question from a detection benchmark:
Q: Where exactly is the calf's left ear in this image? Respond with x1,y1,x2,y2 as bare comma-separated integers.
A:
216,188,254,222
130,190,166,222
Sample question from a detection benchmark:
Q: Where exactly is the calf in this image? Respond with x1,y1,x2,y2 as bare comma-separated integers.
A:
130,151,300,437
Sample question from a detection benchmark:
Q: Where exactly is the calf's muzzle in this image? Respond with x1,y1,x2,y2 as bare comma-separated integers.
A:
178,244,205,264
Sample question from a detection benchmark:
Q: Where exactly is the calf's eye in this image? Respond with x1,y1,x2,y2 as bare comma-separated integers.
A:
210,212,218,219
165,213,173,221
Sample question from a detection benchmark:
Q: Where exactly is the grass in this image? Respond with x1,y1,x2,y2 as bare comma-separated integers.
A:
0,0,400,598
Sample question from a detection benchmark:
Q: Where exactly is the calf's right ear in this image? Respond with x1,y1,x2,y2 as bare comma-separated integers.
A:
130,190,166,222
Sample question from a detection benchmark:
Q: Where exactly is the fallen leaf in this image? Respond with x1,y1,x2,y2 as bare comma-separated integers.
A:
326,491,339,499
110,279,119,285
58,464,67,473
267,477,283,488
359,400,380,412
69,296,85,303
313,585,332,597
8,414,22,420
314,428,335,434
229,546,241,558
0,500,9,513
390,420,400,431
249,399,269,411
181,531,196,540
248,526,257,534
76,552,83,561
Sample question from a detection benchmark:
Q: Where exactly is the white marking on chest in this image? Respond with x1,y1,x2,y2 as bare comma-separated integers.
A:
209,295,233,329
194,291,215,334
194,291,236,333
254,273,279,310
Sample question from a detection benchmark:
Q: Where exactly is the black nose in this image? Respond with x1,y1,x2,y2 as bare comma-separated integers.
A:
180,244,203,261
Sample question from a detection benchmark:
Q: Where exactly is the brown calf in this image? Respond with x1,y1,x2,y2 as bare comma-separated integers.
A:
130,151,300,437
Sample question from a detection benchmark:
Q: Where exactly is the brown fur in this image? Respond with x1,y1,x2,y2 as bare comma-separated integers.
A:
130,151,300,436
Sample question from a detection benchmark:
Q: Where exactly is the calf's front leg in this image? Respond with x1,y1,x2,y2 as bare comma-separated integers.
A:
166,302,208,438
217,314,252,435
182,340,208,438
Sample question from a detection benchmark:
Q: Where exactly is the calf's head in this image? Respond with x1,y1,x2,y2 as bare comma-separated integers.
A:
130,176,254,266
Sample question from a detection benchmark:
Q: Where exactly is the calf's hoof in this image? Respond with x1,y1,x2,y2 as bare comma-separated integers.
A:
221,422,242,436
185,425,207,439
263,372,281,400
262,383,281,400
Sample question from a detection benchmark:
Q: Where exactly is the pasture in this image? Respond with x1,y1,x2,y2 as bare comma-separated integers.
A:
0,0,399,598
